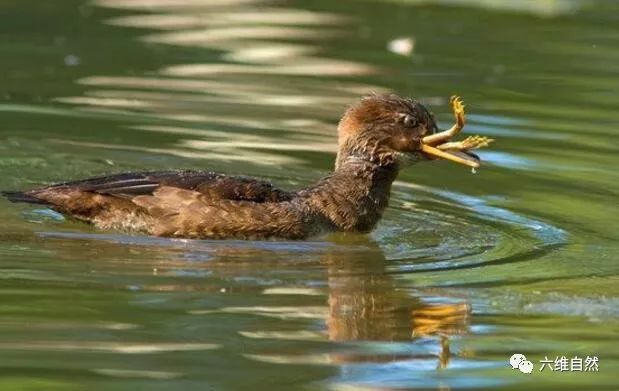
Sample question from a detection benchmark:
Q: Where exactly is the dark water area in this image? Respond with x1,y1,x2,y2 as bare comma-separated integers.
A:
0,0,617,389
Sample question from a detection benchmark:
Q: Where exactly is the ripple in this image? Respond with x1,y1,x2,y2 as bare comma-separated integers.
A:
92,368,182,379
189,306,328,319
106,8,347,29
524,293,619,321
95,0,263,10
142,26,340,45
0,341,219,353
239,330,325,341
384,0,586,17
0,320,137,331
348,181,572,292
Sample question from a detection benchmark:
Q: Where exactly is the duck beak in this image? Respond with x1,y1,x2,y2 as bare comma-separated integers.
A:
420,144,481,168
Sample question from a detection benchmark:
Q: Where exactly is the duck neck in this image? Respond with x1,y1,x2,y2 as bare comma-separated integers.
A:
301,156,399,232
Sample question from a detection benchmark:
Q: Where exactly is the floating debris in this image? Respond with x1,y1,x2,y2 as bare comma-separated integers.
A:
387,37,415,56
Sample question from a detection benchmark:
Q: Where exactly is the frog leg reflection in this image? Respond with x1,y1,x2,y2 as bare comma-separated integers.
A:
439,336,450,370
411,302,471,369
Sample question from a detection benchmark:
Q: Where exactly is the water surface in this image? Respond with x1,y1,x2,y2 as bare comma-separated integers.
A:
1,0,618,389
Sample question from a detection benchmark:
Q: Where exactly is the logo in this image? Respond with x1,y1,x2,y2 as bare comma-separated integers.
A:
510,353,534,374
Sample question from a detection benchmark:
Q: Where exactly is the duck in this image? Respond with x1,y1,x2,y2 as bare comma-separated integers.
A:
3,94,491,240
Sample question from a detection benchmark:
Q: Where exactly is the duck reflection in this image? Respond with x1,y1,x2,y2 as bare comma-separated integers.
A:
35,230,470,369
325,235,470,368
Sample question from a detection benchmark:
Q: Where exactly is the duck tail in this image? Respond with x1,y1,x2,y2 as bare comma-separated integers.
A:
1,190,49,205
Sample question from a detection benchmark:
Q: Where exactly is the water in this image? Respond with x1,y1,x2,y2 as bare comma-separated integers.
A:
1,0,618,389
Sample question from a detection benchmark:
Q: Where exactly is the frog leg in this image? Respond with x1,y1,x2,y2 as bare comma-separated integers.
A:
436,135,494,151
423,95,466,146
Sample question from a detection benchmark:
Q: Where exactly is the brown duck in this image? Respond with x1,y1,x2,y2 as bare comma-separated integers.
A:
3,94,491,240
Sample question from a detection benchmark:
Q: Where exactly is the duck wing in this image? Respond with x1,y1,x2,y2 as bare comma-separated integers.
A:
4,170,293,205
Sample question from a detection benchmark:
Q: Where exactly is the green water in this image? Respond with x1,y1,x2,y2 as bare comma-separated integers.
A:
1,0,618,389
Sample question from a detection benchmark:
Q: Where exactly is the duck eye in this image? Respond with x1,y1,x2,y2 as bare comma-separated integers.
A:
401,114,417,127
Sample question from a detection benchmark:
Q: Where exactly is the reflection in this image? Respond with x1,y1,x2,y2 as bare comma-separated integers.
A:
52,0,379,168
92,368,182,380
106,9,347,30
160,61,375,77
324,235,470,369
0,341,218,353
95,0,263,10
49,138,303,165
45,3,380,171
142,26,339,46
384,0,585,17
37,229,471,370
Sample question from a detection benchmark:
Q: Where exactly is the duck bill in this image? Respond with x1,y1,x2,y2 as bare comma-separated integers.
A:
420,144,480,168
